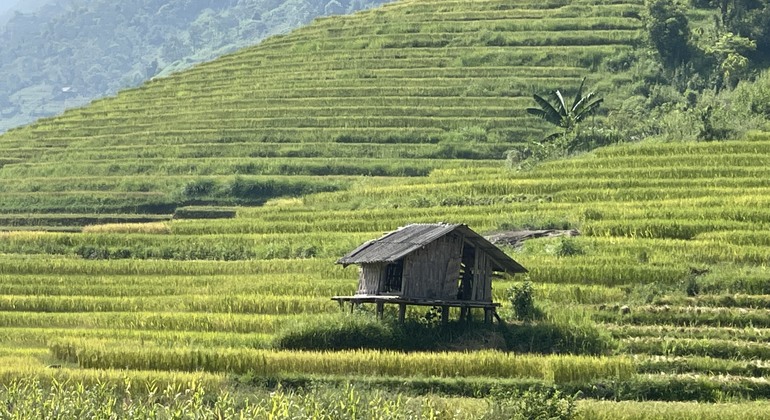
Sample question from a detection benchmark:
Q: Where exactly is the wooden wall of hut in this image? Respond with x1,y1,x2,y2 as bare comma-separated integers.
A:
358,263,385,294
402,233,463,300
471,251,494,302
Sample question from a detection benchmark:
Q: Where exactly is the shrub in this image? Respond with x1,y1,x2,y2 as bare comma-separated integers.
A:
554,237,584,257
487,388,579,420
274,313,399,351
274,313,506,352
508,281,537,321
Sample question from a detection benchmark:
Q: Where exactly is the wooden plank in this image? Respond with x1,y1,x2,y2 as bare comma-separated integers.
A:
484,256,494,301
471,251,481,301
398,303,406,323
441,306,449,324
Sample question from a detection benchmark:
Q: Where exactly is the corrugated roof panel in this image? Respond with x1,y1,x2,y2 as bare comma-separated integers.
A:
337,223,461,265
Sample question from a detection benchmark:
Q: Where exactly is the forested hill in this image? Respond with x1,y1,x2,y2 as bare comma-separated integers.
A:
0,0,392,133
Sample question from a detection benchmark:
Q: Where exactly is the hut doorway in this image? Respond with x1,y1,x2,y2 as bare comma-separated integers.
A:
457,243,475,300
383,260,403,293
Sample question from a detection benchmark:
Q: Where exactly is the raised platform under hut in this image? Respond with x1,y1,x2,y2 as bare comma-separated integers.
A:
331,294,502,323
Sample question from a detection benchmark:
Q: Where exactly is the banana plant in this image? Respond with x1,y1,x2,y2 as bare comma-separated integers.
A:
526,77,603,140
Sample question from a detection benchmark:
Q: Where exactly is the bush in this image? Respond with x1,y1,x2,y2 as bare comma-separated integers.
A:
554,237,584,257
274,313,398,351
508,281,537,321
487,388,578,420
274,313,507,352
501,320,614,355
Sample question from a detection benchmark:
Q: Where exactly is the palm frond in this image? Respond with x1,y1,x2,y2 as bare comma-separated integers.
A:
574,98,604,123
553,90,568,116
530,94,563,126
572,77,586,112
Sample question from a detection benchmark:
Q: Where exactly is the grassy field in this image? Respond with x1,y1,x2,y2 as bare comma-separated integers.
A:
2,0,770,417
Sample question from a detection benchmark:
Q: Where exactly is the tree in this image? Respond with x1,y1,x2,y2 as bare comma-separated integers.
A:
645,0,692,68
526,77,604,141
713,0,770,60
707,31,756,89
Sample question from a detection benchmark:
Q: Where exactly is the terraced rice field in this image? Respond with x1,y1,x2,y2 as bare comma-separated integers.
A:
2,131,770,416
0,0,643,217
3,0,770,417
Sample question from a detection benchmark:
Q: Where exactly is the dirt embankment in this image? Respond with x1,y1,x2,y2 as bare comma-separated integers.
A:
486,229,579,248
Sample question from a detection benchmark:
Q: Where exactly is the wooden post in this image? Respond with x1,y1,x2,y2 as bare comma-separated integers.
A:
484,308,492,324
493,310,503,324
441,306,449,324
350,302,355,314
337,300,344,311
398,303,406,323
376,301,384,320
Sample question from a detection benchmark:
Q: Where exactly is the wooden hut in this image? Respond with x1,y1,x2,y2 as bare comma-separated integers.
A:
333,223,527,323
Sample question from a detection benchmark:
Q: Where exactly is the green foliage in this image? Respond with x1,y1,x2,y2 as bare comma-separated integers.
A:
508,281,537,321
487,388,578,420
179,177,343,205
274,313,399,351
708,0,770,59
554,237,585,257
274,313,506,352
172,206,237,220
706,32,756,89
526,77,604,140
645,0,692,68
502,320,615,356
0,0,392,133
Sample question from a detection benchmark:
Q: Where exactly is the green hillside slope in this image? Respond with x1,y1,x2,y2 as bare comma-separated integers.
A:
9,0,770,415
0,0,392,133
0,0,643,221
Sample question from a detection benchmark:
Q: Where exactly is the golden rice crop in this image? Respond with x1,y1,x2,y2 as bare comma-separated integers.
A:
50,340,635,383
81,222,171,234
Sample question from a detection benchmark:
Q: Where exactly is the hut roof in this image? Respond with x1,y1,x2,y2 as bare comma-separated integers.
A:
337,223,527,274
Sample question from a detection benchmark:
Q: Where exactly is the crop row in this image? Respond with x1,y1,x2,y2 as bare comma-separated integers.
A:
13,142,512,164
290,16,641,39
69,95,535,116
0,230,373,260
622,337,770,360
0,327,272,349
50,340,635,383
0,274,354,297
255,29,641,53
0,294,337,315
0,157,499,178
595,305,770,329
0,256,346,276
0,312,291,333
608,324,770,344
0,214,170,228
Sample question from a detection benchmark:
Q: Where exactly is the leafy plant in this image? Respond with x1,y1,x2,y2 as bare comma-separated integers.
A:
508,281,537,321
487,388,579,420
526,77,604,141
554,237,584,257
644,0,692,68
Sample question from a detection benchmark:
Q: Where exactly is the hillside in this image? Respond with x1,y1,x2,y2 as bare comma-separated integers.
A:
0,0,644,220
0,0,392,133
5,0,770,416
